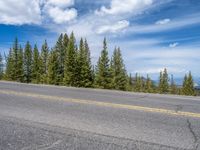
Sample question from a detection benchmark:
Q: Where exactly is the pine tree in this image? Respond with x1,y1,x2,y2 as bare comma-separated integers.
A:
12,38,19,80
83,39,93,87
64,32,77,86
5,49,14,80
111,47,128,91
55,34,65,85
187,72,195,95
16,46,24,82
159,68,169,93
24,41,32,83
76,38,85,87
134,73,144,92
182,74,188,95
63,33,69,51
76,38,93,87
47,50,59,85
163,68,169,93
182,72,195,96
41,40,49,83
158,71,163,93
0,53,3,79
127,73,133,91
32,45,41,83
170,75,177,94
95,38,112,89
145,74,153,93
5,38,19,81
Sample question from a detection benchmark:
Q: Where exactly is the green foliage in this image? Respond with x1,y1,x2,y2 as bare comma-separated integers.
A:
3,36,197,96
111,47,128,91
32,45,42,83
159,68,169,94
24,41,32,83
76,38,93,87
170,75,178,94
133,73,144,92
64,32,77,86
182,72,195,96
17,46,24,82
5,49,14,80
5,38,23,81
144,75,154,93
48,50,59,85
95,38,112,89
127,73,133,91
41,40,49,84
55,34,65,85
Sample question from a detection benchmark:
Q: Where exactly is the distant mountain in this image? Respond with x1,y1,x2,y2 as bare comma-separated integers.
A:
152,77,200,87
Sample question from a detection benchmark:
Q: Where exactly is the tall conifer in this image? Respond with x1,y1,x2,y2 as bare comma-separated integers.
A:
95,38,112,89
41,40,49,83
24,42,32,83
64,32,77,86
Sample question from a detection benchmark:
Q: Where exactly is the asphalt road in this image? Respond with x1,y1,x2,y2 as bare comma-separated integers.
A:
0,81,200,150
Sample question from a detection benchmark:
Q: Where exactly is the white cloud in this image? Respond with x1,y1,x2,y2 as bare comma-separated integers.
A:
0,0,41,25
46,0,74,8
169,42,179,48
0,0,77,25
156,18,170,25
96,0,153,16
127,13,200,34
43,0,77,24
96,20,130,34
47,7,77,24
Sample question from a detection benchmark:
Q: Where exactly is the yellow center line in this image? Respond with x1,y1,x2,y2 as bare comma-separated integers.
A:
0,89,200,118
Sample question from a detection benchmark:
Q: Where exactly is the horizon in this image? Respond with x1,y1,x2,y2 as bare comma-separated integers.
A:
0,0,200,80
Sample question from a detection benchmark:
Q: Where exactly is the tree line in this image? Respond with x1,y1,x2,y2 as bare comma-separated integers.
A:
0,32,196,96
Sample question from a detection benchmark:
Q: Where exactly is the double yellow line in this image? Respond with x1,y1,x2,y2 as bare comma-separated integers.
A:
0,89,200,118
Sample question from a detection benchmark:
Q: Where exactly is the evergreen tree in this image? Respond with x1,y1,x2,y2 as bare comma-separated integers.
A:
182,72,195,96
41,40,49,83
159,68,169,93
5,38,20,80
182,74,188,95
134,73,144,92
145,74,154,93
64,32,77,86
12,38,19,80
163,68,169,92
127,73,133,91
0,53,3,79
111,47,128,90
5,49,14,80
76,38,93,87
24,41,32,83
158,71,163,93
95,38,112,89
15,46,24,82
55,34,65,85
48,50,59,85
32,45,41,83
170,75,177,94
83,39,94,87
63,33,69,52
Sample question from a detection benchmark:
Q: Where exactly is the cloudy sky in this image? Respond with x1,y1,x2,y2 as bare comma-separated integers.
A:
0,0,200,80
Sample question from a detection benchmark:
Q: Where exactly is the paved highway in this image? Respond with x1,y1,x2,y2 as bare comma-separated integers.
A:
0,81,200,150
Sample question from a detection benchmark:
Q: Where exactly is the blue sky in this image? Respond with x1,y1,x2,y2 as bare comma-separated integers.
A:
0,0,200,81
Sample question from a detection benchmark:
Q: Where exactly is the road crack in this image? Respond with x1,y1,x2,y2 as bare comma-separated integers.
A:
187,119,199,150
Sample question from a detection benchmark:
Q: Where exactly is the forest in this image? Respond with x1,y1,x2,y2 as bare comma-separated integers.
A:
0,32,196,96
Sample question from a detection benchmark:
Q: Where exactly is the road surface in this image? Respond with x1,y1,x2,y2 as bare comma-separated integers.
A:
0,81,200,150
